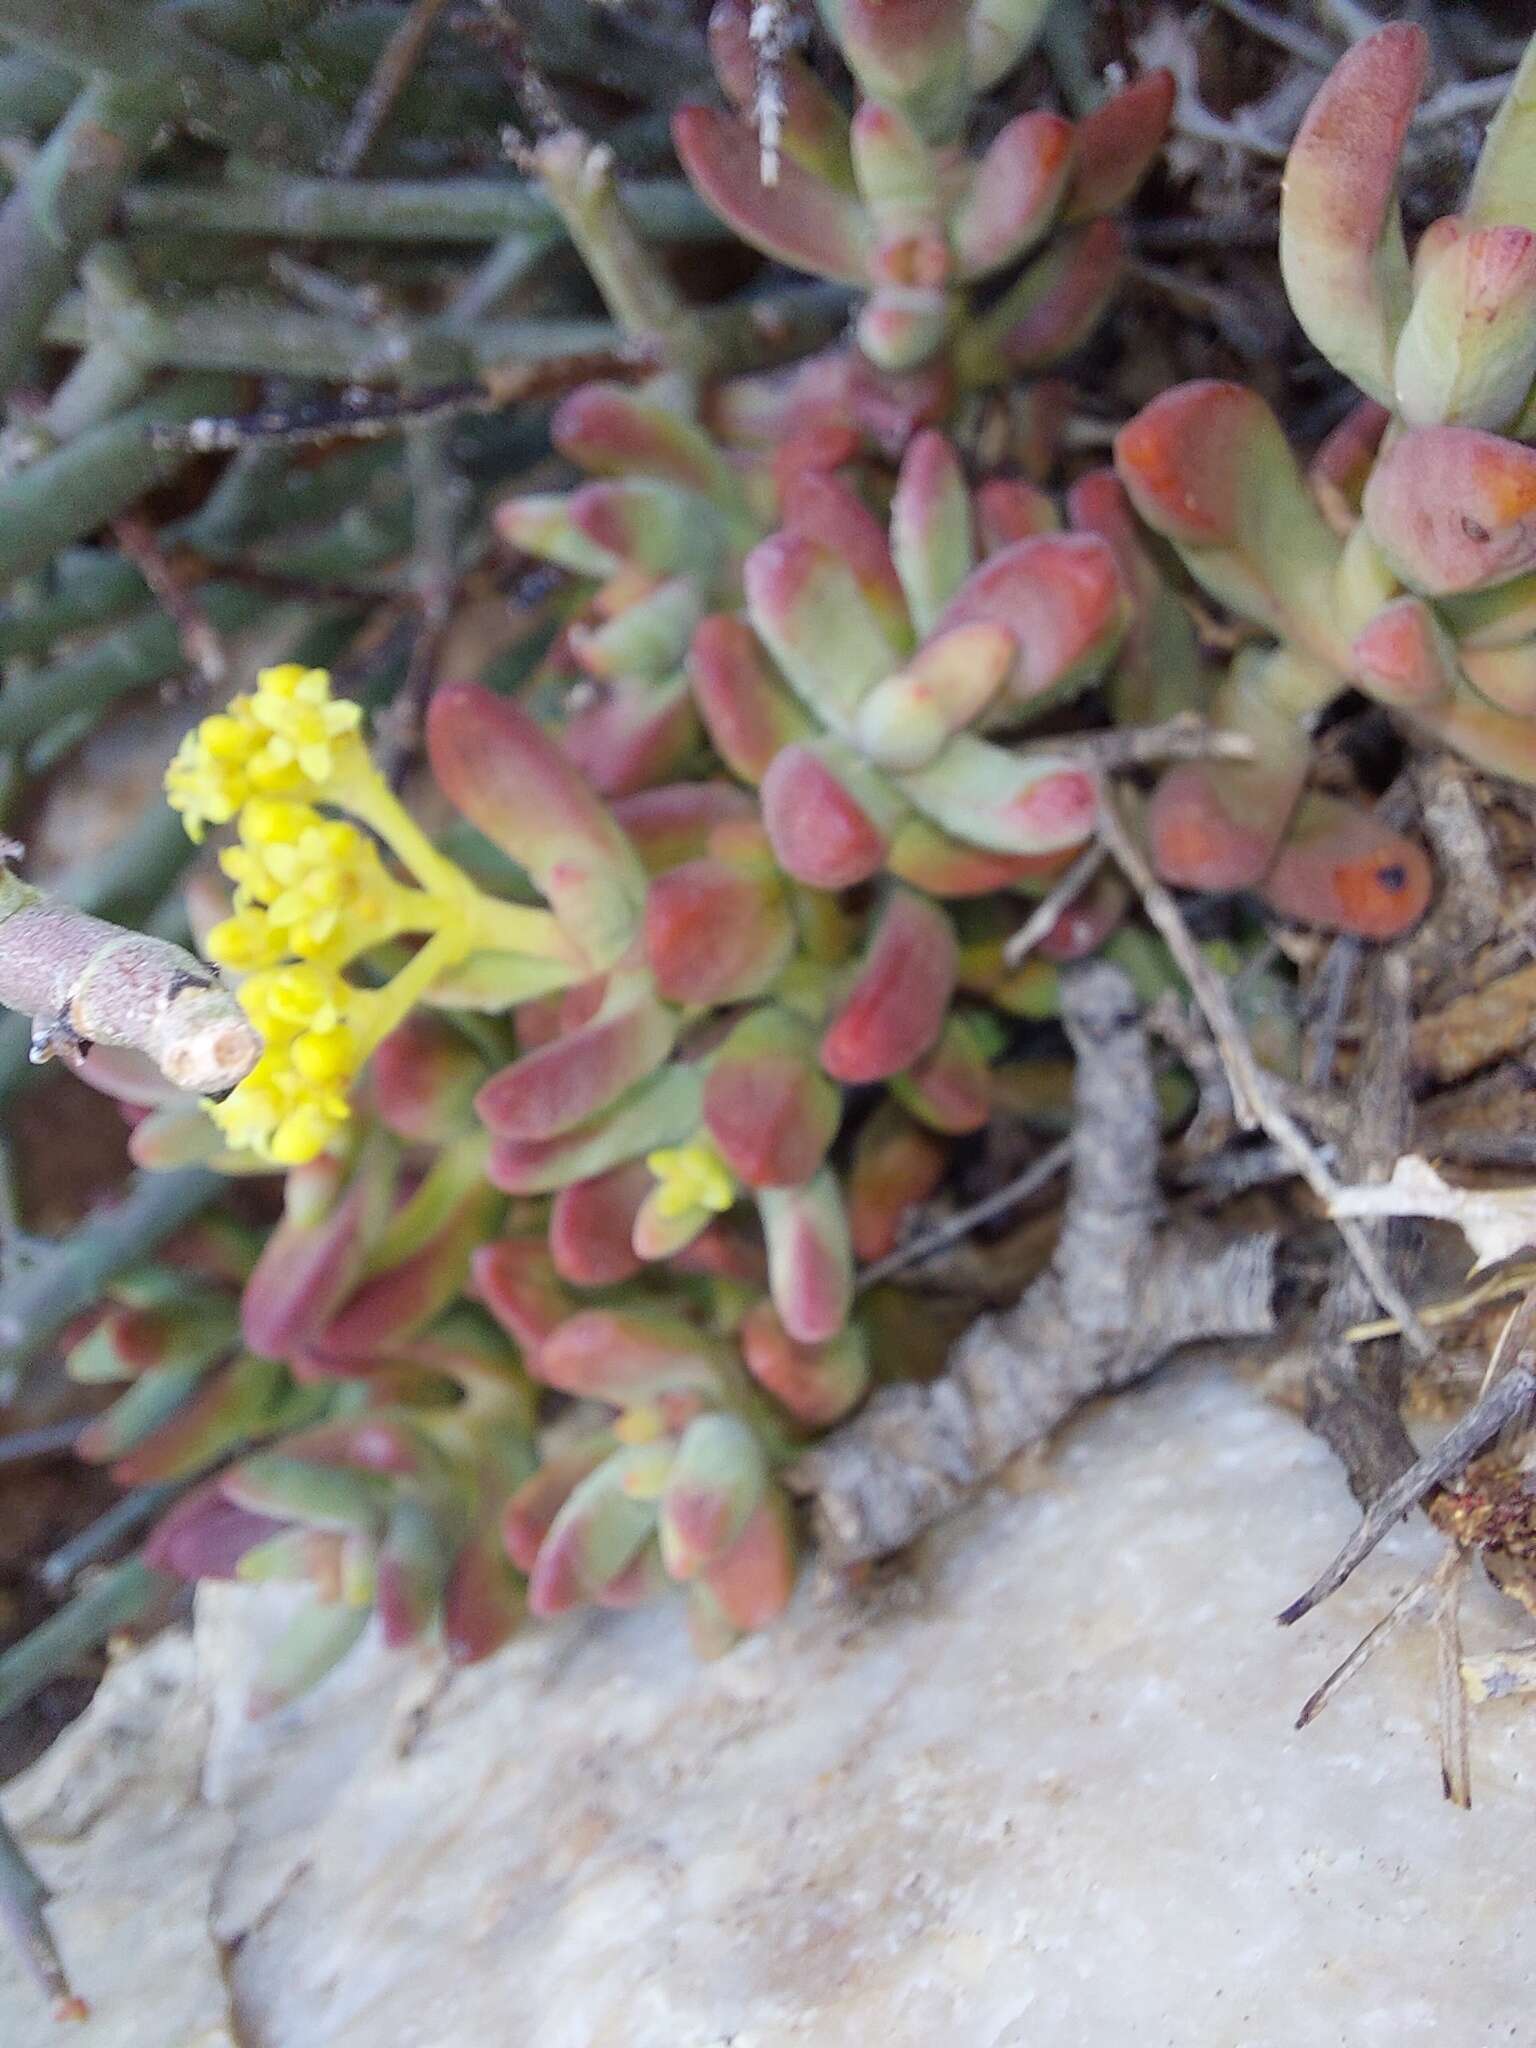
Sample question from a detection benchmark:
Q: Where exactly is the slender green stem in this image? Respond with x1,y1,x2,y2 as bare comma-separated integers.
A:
0,72,167,392
0,1556,168,1723
44,292,619,380
121,171,725,243
0,372,240,585
0,585,271,748
0,1169,219,1385
42,1480,183,1589
0,0,321,136
0,0,337,167
0,1808,83,2019
0,488,412,747
43,280,852,385
534,129,715,375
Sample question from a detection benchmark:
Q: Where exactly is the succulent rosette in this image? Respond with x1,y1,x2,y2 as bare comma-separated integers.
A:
1115,27,1536,936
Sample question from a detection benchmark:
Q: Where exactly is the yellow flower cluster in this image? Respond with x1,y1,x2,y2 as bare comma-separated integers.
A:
208,964,362,1165
168,665,580,1168
166,664,365,842
208,799,407,971
645,1137,737,1220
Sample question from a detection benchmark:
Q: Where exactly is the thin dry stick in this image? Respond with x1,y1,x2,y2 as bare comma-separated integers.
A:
1210,0,1336,67
1051,714,1256,773
0,864,257,1094
1095,785,1434,1357
1435,1548,1473,1808
856,1138,1072,1291
327,0,453,177
111,513,226,689
1278,1357,1536,1626
149,347,651,453
1004,845,1106,967
749,0,793,185
1294,1561,1441,1728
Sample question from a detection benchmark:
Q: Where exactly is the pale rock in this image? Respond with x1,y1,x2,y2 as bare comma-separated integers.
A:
5,1363,1536,2048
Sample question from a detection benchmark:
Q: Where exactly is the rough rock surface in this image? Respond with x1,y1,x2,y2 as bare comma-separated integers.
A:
6,1363,1535,2047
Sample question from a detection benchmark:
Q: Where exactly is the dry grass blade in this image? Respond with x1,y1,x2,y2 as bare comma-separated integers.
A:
1278,1358,1536,1627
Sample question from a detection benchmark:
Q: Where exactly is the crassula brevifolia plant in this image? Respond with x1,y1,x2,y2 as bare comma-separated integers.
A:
44,6,1536,1713
1114,25,1536,934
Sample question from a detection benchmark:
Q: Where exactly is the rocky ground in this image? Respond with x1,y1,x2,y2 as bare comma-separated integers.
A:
6,1362,1533,2048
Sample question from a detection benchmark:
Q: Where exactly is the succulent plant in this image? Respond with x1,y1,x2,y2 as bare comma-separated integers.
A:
1114,25,1536,933
676,0,1171,382
38,6,1536,1730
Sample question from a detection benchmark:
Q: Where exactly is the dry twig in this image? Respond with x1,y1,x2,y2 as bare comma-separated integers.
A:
1095,785,1435,1356
794,962,1278,1565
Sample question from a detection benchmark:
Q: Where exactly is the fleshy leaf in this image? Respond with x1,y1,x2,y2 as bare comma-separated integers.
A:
369,1015,485,1145
968,0,1053,92
1063,71,1175,221
818,0,972,145
1278,23,1427,402
643,851,795,1005
1464,32,1536,235
855,624,1015,772
1146,648,1318,892
487,1065,703,1196
850,101,946,275
848,1100,947,1261
757,1167,854,1344
821,889,957,1083
933,531,1127,711
1258,793,1432,939
703,1006,841,1188
502,1437,611,1573
1115,381,1346,662
527,1450,657,1617
241,1150,392,1363
957,219,1124,382
898,733,1097,856
782,468,911,647
549,1164,651,1287
475,988,676,1142
890,1012,993,1133
743,528,902,728
890,431,975,636
472,1236,577,1358
951,111,1073,280
553,383,745,511
886,816,1065,899
706,0,854,189
1362,425,1536,596
427,683,645,971
535,1307,728,1405
1307,398,1391,534
310,1180,502,1362
658,1412,769,1579
1350,596,1460,708
1067,470,1204,725
760,737,906,887
559,671,699,801
673,103,872,283
738,1297,868,1427
1394,225,1536,431
611,780,758,872
688,611,814,784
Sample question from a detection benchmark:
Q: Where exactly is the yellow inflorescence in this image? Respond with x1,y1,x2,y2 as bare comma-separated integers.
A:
210,799,406,967
644,1137,737,1220
207,964,362,1166
166,665,365,842
167,665,524,1167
